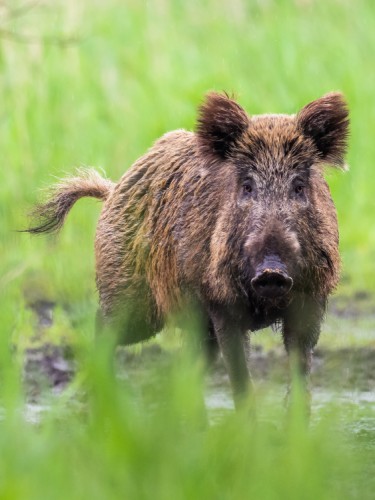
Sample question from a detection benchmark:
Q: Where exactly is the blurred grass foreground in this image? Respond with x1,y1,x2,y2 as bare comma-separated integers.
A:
0,0,374,499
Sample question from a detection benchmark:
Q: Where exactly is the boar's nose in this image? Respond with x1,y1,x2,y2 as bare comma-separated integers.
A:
251,256,293,299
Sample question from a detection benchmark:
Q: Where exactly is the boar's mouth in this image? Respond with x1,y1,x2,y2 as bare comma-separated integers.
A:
251,255,293,299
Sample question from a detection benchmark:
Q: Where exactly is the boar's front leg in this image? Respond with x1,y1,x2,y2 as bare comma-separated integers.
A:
210,310,253,410
282,295,324,406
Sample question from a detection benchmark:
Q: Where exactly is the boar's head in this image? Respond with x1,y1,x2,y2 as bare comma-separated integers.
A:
197,92,349,304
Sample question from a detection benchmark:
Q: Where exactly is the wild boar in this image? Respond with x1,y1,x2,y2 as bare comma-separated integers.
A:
27,92,349,408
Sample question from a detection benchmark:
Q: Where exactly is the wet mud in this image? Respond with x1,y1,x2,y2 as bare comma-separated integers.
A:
21,293,375,420
22,341,375,405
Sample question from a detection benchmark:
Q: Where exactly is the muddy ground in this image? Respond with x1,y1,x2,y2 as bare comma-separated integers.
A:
21,292,374,421
24,342,375,397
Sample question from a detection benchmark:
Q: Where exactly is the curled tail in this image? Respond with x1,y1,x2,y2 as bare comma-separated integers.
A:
26,168,115,234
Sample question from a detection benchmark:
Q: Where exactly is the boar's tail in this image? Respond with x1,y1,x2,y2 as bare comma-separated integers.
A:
25,168,115,235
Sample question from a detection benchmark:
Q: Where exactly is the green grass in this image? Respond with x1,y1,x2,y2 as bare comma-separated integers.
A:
0,0,374,498
0,330,374,500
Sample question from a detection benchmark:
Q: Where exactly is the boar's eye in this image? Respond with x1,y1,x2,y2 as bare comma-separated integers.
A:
242,178,255,197
291,178,307,200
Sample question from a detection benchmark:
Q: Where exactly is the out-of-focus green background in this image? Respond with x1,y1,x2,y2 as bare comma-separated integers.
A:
0,2,374,499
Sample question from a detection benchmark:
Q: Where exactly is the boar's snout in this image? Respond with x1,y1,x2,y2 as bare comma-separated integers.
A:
251,255,293,299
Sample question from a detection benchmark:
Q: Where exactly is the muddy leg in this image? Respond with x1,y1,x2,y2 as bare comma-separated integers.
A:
181,316,220,428
282,296,324,413
95,305,160,380
210,313,253,411
202,319,220,369
96,303,159,343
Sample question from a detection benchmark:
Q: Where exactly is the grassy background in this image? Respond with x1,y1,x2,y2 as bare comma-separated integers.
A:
0,1,374,498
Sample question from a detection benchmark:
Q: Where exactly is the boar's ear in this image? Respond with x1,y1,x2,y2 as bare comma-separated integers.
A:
196,92,249,160
297,92,349,167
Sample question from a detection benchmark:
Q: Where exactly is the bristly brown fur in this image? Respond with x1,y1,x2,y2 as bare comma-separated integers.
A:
297,92,349,167
25,168,115,234
26,92,350,408
196,92,249,160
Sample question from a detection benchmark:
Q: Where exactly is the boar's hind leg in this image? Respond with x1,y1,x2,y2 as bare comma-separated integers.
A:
95,303,161,346
282,296,324,403
201,319,220,369
210,312,253,410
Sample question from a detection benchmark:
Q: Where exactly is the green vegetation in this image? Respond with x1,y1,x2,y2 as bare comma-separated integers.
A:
0,0,374,498
1,340,375,500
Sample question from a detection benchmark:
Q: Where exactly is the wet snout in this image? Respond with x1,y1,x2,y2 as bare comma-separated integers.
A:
251,255,293,299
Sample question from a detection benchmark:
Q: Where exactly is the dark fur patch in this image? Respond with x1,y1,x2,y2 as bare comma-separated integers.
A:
283,136,299,156
196,92,249,160
297,92,349,167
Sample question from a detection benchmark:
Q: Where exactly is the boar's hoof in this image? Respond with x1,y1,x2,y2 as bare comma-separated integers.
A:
251,269,293,299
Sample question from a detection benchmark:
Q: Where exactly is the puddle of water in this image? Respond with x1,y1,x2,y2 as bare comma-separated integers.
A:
21,384,375,428
313,388,375,407
204,383,375,426
21,382,374,431
24,403,50,424
20,343,375,430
